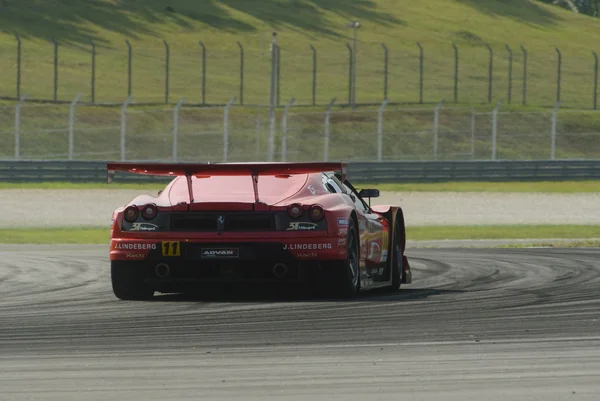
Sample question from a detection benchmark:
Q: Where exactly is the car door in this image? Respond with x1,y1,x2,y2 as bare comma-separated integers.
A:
339,179,388,285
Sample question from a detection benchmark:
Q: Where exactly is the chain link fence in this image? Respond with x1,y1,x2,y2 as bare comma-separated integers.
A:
1,99,599,162
2,38,600,109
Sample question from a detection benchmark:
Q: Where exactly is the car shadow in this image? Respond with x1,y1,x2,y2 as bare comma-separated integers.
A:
147,284,465,303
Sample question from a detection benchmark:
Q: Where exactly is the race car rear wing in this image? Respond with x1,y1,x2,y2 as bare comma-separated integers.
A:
106,162,348,204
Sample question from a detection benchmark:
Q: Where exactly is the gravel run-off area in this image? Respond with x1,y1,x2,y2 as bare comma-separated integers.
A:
1,189,599,228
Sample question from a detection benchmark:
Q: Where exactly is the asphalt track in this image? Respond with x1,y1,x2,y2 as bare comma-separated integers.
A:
1,245,600,401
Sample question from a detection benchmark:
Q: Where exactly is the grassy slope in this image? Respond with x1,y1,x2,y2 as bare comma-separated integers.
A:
1,225,599,244
0,0,599,108
1,1,600,162
1,180,600,192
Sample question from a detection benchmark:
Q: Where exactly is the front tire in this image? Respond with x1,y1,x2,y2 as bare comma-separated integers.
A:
111,261,154,300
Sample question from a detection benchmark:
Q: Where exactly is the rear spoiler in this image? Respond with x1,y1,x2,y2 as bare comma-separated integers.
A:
106,162,347,204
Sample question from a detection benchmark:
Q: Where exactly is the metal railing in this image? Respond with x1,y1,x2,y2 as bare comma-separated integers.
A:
1,98,600,163
1,160,600,184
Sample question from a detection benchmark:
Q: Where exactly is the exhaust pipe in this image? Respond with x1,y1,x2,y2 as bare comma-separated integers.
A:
155,263,170,279
272,262,289,279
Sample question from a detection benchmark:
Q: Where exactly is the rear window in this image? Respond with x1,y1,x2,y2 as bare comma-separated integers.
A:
169,174,309,204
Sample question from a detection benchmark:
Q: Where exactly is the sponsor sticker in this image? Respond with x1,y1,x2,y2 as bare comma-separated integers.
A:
287,222,318,231
201,248,239,259
129,222,159,231
337,228,348,236
308,185,316,195
115,242,157,250
368,241,381,259
283,243,332,250
382,231,390,249
162,241,181,256
380,250,389,263
125,253,145,259
296,252,318,258
338,238,347,246
337,217,349,226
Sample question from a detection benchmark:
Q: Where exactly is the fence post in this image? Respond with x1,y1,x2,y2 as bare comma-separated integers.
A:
223,96,236,162
376,98,389,162
550,101,561,160
14,94,27,161
15,34,21,100
237,42,244,105
555,47,562,103
520,45,527,106
505,44,512,104
594,51,598,111
172,97,185,162
270,43,277,108
267,104,276,162
90,40,96,103
162,40,170,104
281,98,296,162
382,43,388,101
125,40,132,98
433,100,445,161
68,93,82,160
323,98,337,162
199,42,206,105
417,42,424,104
453,43,458,103
310,44,317,106
491,100,503,161
486,44,493,104
276,44,281,106
470,109,476,159
51,38,58,102
120,96,132,161
346,44,353,106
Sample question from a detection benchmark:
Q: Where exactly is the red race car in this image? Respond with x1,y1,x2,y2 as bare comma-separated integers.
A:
107,162,412,300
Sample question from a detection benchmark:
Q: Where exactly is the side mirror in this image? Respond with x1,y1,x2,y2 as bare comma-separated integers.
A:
358,188,380,199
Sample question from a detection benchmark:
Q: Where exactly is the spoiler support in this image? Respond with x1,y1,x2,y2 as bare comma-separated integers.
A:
107,162,348,205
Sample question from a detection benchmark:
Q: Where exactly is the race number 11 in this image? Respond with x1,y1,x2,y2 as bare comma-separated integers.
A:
162,241,181,256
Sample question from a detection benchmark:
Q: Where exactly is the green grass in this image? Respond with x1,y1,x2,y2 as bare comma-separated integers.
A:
1,1,600,162
371,180,600,193
0,227,110,244
1,180,599,192
1,224,599,244
0,0,599,108
0,182,166,190
407,224,600,241
495,240,600,248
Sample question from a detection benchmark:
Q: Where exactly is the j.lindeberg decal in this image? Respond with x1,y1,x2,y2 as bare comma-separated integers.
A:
283,243,332,250
115,243,157,250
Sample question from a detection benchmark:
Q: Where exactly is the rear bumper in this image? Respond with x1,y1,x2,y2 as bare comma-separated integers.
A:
110,237,346,261
110,237,346,283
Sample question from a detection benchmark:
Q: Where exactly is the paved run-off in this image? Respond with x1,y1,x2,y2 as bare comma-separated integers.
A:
1,189,599,228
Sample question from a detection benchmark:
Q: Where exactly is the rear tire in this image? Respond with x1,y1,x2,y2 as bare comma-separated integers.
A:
334,221,360,298
111,261,154,300
391,217,403,291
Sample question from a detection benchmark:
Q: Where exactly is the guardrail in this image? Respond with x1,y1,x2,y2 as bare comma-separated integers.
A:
1,160,600,184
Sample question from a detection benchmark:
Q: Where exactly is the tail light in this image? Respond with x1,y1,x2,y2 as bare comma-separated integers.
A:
287,203,303,219
308,205,324,222
123,206,139,223
141,203,158,220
